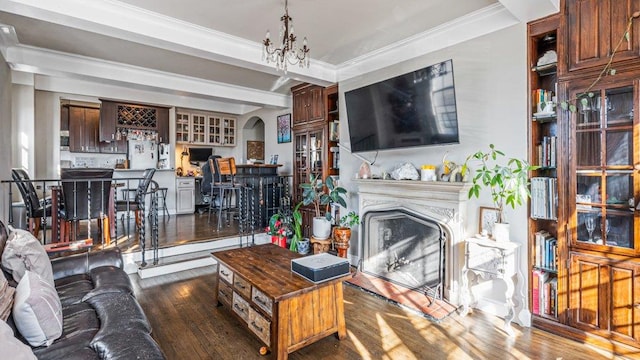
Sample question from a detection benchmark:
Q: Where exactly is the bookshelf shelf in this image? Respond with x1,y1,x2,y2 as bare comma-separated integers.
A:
528,14,560,324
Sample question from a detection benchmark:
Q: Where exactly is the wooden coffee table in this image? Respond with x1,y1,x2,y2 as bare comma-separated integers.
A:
212,244,351,359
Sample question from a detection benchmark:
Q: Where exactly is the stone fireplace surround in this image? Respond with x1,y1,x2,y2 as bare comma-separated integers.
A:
355,179,470,305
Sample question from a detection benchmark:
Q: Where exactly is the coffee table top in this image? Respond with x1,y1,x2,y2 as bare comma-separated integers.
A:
212,244,352,301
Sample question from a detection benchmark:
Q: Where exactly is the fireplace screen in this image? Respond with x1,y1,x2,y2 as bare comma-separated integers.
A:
362,210,445,293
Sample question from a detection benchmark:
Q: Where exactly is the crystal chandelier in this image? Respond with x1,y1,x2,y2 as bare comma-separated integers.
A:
262,0,310,72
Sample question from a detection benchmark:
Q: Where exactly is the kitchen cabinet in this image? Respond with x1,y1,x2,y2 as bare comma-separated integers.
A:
176,110,236,146
175,177,195,214
68,105,100,153
99,99,170,143
292,83,324,128
564,0,640,73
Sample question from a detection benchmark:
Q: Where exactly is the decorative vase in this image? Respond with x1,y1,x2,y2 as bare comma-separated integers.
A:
493,222,510,243
297,238,310,255
312,217,332,240
333,227,351,258
272,235,287,248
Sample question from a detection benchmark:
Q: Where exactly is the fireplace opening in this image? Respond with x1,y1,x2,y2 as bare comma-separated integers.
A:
362,210,446,297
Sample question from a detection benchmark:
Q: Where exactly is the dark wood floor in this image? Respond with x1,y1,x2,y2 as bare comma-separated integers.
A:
130,266,636,360
57,210,248,253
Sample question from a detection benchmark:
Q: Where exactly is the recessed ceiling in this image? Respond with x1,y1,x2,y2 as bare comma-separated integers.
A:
0,0,557,112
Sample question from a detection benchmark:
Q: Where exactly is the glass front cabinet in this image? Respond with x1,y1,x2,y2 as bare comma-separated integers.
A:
567,79,640,346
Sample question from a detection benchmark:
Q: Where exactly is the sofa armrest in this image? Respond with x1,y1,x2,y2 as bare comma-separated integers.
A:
51,248,124,281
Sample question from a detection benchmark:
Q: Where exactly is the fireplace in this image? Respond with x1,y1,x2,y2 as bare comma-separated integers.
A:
362,210,445,297
356,179,470,305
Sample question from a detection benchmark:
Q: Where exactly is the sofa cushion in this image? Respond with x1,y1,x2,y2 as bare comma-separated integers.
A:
0,275,15,321
13,271,63,347
55,275,93,308
0,319,36,360
81,266,133,302
1,228,54,287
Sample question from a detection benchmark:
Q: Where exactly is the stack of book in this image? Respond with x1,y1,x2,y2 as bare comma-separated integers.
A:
531,177,558,220
532,270,558,317
536,136,557,168
534,230,557,270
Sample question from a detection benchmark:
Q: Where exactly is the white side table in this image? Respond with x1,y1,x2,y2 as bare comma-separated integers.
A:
460,237,524,336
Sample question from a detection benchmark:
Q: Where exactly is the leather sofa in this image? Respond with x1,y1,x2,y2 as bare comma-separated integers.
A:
0,221,165,359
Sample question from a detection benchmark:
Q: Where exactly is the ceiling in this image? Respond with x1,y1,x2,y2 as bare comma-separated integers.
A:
0,0,558,114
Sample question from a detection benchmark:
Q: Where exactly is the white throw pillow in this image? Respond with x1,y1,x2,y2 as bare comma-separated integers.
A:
13,271,63,347
1,228,54,287
0,319,36,360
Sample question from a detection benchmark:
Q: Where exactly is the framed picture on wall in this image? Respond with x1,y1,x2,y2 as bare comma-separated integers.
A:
478,206,499,238
246,140,265,161
277,113,291,143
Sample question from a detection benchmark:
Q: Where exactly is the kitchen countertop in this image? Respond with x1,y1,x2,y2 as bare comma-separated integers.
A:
113,168,175,172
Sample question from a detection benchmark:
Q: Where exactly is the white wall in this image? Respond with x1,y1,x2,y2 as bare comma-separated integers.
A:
239,108,293,175
0,53,11,222
339,23,529,324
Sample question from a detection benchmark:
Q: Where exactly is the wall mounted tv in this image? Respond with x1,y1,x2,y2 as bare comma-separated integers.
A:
345,59,460,153
188,147,213,163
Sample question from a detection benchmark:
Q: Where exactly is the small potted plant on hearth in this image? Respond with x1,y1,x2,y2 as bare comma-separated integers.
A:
462,144,538,242
332,211,360,258
300,174,347,240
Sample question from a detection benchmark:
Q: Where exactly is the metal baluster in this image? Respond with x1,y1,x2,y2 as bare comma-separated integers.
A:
139,181,146,267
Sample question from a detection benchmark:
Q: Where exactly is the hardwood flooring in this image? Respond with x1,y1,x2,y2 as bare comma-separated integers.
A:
130,266,637,360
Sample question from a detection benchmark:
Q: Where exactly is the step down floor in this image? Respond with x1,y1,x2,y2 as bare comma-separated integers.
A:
137,250,217,279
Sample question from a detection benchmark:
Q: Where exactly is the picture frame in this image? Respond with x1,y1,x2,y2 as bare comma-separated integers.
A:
329,121,340,141
277,113,292,143
246,140,264,161
478,206,499,238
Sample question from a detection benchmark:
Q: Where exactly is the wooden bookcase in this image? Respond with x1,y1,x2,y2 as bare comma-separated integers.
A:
291,83,340,237
528,2,640,353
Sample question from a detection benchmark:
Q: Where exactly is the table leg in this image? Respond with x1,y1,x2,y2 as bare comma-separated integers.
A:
460,266,471,316
335,283,347,340
502,275,516,337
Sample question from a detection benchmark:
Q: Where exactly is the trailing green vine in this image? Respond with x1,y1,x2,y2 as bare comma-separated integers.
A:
559,11,640,112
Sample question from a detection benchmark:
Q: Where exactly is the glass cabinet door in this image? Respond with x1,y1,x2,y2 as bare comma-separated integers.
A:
571,83,639,254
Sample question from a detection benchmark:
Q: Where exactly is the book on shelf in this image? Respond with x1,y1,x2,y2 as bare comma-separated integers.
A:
532,269,543,315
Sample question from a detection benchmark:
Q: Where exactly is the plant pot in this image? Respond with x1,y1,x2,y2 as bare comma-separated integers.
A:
312,217,332,240
493,222,510,242
297,238,310,255
333,227,351,258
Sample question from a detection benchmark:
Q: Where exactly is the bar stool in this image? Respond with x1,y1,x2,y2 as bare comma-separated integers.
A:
212,157,243,231
156,187,170,218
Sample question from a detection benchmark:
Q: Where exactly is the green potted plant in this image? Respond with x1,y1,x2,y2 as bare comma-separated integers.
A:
332,211,360,258
289,202,310,254
462,144,538,242
300,174,347,240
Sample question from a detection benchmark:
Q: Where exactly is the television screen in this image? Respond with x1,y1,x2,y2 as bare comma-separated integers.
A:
188,147,213,162
345,59,459,153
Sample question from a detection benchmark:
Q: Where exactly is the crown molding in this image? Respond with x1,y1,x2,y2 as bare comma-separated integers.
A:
0,0,336,85
336,3,519,81
5,45,290,110
33,75,261,114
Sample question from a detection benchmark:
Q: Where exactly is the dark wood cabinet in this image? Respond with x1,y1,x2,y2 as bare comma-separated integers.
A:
99,100,118,142
529,5,640,351
565,0,640,72
68,106,100,153
157,108,169,144
292,84,324,128
569,252,640,348
291,83,341,237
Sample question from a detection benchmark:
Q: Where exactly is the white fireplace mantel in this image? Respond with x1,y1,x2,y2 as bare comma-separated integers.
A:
355,179,471,305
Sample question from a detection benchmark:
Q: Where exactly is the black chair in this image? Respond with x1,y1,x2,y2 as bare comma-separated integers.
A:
115,168,156,229
11,168,53,240
201,155,221,216
60,168,114,243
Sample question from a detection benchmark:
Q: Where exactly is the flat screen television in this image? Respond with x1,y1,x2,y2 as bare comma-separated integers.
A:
188,147,213,163
345,59,460,153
